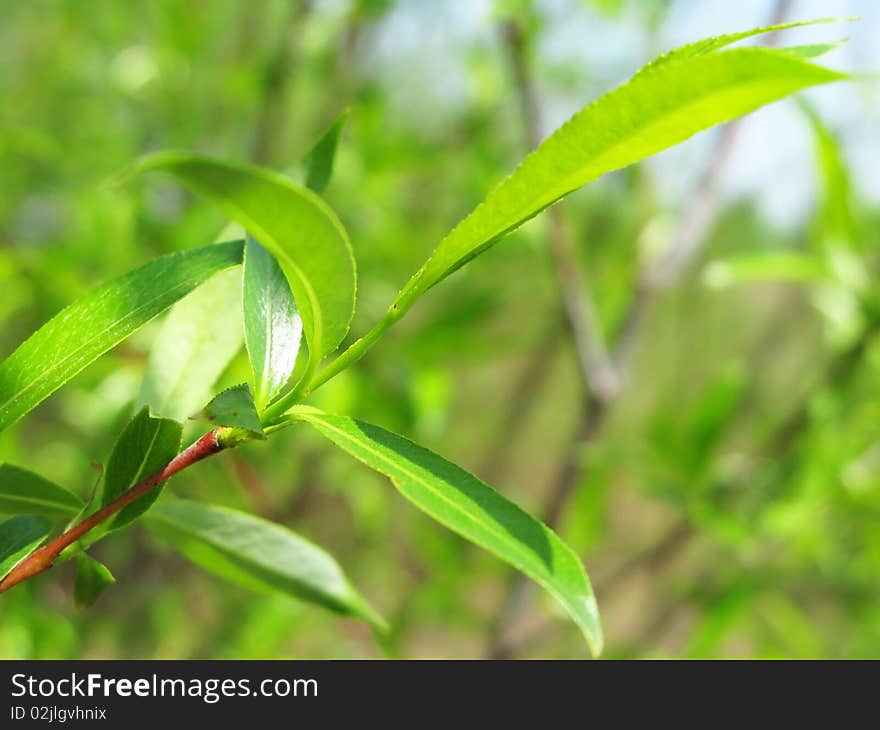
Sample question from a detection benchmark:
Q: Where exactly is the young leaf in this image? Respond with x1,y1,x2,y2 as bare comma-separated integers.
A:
392,38,846,313
197,384,264,438
74,554,116,609
302,109,348,194
641,18,847,71
146,499,385,632
289,406,602,656
0,463,83,518
242,236,302,411
130,153,356,377
0,515,51,580
138,268,244,421
0,240,244,433
98,406,183,530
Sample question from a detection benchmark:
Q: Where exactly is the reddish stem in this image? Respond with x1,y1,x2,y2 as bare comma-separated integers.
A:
0,429,224,594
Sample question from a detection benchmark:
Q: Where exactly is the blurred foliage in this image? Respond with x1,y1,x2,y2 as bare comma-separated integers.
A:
0,0,877,658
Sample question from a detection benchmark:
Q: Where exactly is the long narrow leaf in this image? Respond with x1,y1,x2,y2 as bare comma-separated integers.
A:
0,463,83,518
290,406,602,656
392,37,846,312
0,240,243,432
146,499,385,632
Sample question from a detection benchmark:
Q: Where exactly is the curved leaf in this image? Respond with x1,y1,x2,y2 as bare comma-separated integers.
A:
0,240,244,433
198,384,264,438
0,515,51,580
146,499,385,632
393,41,846,311
302,109,348,194
290,406,602,656
243,236,302,410
131,153,356,377
0,463,83,518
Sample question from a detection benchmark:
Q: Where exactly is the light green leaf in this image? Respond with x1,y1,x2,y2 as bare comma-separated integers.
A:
779,40,847,59
138,268,244,421
131,153,356,379
302,110,348,194
703,252,829,288
0,515,51,580
198,384,264,438
243,236,302,410
0,463,83,518
392,37,846,313
642,18,848,71
146,499,385,632
74,554,116,610
289,406,602,656
0,241,243,433
98,406,183,531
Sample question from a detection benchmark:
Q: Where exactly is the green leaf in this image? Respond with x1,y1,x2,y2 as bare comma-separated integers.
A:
242,236,302,410
198,384,264,438
392,34,846,312
779,40,847,60
131,153,356,378
642,18,848,71
74,554,115,609
703,252,829,288
138,268,244,421
0,515,51,580
146,499,385,632
289,406,602,656
0,240,244,433
0,463,83,518
302,110,348,194
98,407,183,530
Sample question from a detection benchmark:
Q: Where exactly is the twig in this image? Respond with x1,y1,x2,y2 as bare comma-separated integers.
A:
0,429,232,594
499,19,619,403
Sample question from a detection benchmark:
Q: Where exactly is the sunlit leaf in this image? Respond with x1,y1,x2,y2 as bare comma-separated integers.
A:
0,241,244,433
74,554,115,609
0,463,83,518
289,406,602,656
242,236,302,410
130,153,356,378
392,30,846,313
0,515,51,580
138,268,244,421
146,499,385,632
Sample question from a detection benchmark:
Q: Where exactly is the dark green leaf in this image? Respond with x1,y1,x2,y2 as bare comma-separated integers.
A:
99,407,183,530
0,241,243,433
302,110,348,194
138,268,244,421
74,554,115,609
198,384,264,438
0,463,83,518
131,153,356,379
242,236,302,410
289,406,602,656
146,499,385,632
0,515,51,580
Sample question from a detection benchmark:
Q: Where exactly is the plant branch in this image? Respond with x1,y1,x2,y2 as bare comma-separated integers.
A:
499,18,618,402
0,428,231,595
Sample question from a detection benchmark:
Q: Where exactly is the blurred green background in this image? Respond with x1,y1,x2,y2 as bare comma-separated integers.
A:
1,0,878,658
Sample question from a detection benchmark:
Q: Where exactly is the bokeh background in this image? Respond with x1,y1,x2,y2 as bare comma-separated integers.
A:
1,0,878,658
